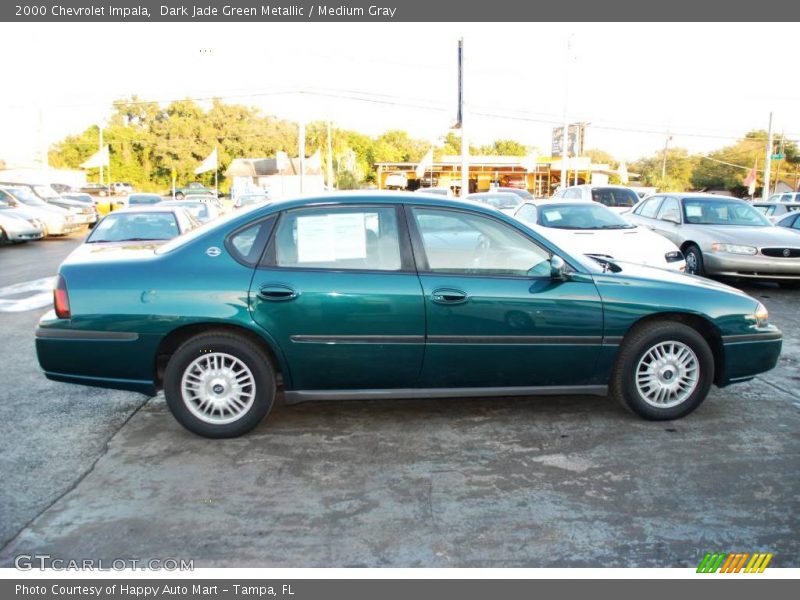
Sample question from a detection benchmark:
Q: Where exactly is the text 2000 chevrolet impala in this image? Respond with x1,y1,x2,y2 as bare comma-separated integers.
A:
36,192,782,438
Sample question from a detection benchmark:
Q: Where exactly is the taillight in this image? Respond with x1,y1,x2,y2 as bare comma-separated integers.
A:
54,274,71,319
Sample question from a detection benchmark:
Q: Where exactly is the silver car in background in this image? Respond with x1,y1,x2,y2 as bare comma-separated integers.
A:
627,193,800,289
0,194,45,242
0,186,80,236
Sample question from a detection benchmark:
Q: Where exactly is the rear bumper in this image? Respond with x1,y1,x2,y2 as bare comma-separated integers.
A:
704,252,800,279
718,329,782,386
35,319,158,396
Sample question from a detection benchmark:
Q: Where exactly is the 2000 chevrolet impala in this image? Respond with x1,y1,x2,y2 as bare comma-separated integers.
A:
36,192,782,437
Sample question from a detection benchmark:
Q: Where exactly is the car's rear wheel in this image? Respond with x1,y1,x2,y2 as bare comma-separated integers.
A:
0,228,7,244
684,244,705,276
611,320,714,420
164,332,275,438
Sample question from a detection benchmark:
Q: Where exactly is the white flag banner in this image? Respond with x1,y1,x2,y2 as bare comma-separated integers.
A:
194,148,218,175
80,146,109,169
415,148,434,179
618,162,629,184
306,149,322,171
276,151,290,172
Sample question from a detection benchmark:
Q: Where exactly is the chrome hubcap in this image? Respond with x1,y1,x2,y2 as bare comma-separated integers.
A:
181,352,256,424
635,341,699,408
686,253,698,273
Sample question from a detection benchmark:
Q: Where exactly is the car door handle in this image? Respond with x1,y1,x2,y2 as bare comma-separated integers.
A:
258,284,298,301
431,288,469,305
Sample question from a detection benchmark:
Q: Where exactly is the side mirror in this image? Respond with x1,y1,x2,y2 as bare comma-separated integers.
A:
550,255,568,280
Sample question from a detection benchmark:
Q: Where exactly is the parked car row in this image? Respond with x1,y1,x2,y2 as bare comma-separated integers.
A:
461,183,800,288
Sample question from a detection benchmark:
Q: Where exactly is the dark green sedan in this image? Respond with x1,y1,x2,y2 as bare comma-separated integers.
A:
36,192,782,438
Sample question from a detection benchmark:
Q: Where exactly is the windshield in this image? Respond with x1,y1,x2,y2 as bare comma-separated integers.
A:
164,202,209,220
539,203,636,229
87,212,180,243
34,185,60,200
474,194,522,210
683,198,771,226
591,187,638,208
499,187,534,200
4,187,47,206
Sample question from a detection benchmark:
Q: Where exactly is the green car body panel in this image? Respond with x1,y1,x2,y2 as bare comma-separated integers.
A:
36,192,782,400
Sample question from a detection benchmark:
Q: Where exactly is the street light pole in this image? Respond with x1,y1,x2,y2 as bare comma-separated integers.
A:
560,36,572,190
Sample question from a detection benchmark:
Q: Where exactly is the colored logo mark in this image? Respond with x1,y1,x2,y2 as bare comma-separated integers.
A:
697,552,773,573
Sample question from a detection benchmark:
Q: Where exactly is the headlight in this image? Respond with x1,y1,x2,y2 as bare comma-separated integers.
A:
752,302,769,327
664,250,684,263
710,243,757,255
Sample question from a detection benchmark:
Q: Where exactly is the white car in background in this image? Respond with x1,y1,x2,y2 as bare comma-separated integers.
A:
466,191,523,215
551,184,641,214
514,200,686,271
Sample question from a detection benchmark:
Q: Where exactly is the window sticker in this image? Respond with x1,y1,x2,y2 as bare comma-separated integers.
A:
296,213,367,262
686,205,702,217
544,210,562,221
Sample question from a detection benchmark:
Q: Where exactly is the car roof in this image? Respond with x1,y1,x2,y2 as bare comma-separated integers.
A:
110,206,182,214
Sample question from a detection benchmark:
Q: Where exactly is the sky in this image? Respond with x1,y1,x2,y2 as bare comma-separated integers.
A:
1,21,799,166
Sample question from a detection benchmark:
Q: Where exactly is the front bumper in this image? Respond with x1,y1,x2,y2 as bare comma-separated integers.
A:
46,220,82,235
718,327,782,386
6,227,45,241
703,251,800,280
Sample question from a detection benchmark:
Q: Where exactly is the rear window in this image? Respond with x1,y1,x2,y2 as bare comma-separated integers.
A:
591,187,638,207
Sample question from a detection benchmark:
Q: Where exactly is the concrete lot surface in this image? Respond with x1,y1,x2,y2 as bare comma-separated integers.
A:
0,235,797,567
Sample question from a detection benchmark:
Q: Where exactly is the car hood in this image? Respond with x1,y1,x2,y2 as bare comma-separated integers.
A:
539,226,679,265
691,225,800,247
65,241,164,264
599,260,752,298
0,208,38,222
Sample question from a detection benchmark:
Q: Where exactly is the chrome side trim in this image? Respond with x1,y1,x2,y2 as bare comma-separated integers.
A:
426,335,603,345
291,335,424,344
283,385,608,404
721,332,783,344
35,328,139,341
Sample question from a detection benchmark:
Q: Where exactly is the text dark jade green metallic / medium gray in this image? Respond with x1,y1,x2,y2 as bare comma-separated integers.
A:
36,192,782,428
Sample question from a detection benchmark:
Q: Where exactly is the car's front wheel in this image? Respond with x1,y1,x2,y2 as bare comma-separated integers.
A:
611,320,714,420
684,244,705,276
164,332,276,438
175,192,185,200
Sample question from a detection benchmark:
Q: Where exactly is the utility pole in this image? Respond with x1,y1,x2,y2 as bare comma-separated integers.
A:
326,121,334,190
458,38,469,198
763,112,773,201
560,35,572,190
661,133,672,181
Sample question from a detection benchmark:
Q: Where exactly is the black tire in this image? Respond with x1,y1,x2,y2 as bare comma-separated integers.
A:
684,244,705,276
779,280,800,290
0,228,7,245
610,320,714,420
164,332,276,438
175,192,185,200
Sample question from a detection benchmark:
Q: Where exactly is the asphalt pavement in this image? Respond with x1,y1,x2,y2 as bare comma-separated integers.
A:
0,235,797,567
